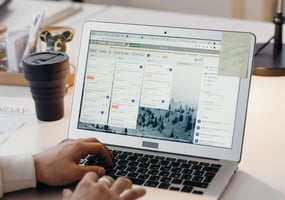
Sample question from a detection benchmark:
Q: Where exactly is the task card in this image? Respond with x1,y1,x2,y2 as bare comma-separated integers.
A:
218,32,251,78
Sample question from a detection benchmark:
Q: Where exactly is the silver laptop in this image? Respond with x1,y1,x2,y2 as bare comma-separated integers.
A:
68,21,255,200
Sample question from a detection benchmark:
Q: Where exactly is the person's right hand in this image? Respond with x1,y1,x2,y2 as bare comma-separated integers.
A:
62,172,146,200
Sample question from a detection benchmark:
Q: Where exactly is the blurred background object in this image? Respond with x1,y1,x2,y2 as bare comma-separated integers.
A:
0,23,8,72
54,0,277,22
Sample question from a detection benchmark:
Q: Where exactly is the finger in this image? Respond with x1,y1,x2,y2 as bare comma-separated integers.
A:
73,165,106,179
79,138,100,143
81,138,112,159
79,138,109,152
111,177,132,194
70,164,102,182
59,139,75,144
62,188,73,200
98,176,115,188
121,188,147,200
81,171,99,182
76,142,113,166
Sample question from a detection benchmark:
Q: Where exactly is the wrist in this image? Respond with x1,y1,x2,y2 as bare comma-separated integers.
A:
32,154,44,184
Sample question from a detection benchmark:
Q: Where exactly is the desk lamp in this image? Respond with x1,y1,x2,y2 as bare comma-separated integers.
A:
254,0,285,76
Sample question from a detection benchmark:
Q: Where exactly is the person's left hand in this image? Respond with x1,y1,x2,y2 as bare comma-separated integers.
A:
62,172,146,200
33,138,112,186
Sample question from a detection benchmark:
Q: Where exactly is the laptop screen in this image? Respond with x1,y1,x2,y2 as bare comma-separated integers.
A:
76,28,252,149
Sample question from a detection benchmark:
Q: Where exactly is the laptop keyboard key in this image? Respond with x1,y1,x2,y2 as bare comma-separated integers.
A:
138,174,150,180
191,165,202,171
181,186,193,193
170,161,181,167
166,157,176,161
211,163,222,168
148,169,160,175
200,162,210,166
193,170,204,176
159,171,170,177
159,160,170,165
181,163,191,168
203,166,219,173
181,174,192,180
129,178,145,185
161,177,171,183
149,158,159,164
139,163,150,168
169,187,180,191
160,166,171,171
158,182,170,189
126,166,137,172
193,190,204,195
171,178,183,184
144,180,159,187
170,173,181,179
192,176,204,182
149,175,160,181
182,169,193,174
171,167,182,173
150,164,160,170
128,161,139,166
117,170,128,176
183,180,208,188
127,172,139,178
137,168,148,174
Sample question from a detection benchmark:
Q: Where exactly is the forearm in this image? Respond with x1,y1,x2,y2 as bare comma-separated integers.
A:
0,153,37,197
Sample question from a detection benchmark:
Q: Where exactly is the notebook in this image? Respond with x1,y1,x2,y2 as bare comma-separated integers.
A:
68,21,256,200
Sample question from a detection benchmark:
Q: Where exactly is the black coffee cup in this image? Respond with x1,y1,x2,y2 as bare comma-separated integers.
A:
22,51,69,121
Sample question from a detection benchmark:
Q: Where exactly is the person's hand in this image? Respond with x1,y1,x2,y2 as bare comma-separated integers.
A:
62,172,146,200
33,138,112,186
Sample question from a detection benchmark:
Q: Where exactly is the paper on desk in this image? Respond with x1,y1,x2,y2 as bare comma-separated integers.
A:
0,97,35,144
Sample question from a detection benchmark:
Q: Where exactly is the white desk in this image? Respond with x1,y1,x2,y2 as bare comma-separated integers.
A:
0,1,285,199
94,6,285,200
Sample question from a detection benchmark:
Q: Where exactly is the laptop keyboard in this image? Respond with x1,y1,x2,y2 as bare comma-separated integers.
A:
80,149,221,195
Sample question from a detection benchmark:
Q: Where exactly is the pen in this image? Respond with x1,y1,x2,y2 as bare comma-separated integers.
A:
19,10,45,70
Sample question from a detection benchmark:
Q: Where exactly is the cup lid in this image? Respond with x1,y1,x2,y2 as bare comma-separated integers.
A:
22,51,69,73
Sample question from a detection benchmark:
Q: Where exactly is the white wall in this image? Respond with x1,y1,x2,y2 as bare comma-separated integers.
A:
124,0,232,18
86,0,232,17
85,0,274,21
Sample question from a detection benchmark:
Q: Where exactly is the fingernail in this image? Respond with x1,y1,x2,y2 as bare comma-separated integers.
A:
62,189,71,196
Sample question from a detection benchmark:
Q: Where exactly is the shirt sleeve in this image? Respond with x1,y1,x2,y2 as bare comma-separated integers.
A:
0,153,37,197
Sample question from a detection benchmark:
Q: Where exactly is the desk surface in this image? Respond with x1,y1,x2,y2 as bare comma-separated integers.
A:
0,1,285,199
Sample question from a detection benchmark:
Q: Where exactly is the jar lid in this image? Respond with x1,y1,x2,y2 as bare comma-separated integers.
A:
0,24,7,34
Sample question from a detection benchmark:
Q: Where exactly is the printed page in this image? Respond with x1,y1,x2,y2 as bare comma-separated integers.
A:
0,97,35,144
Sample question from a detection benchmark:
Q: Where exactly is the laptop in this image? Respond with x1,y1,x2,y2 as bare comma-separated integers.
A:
67,21,255,200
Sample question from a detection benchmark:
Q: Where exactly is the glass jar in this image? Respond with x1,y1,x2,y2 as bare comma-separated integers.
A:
0,23,8,72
